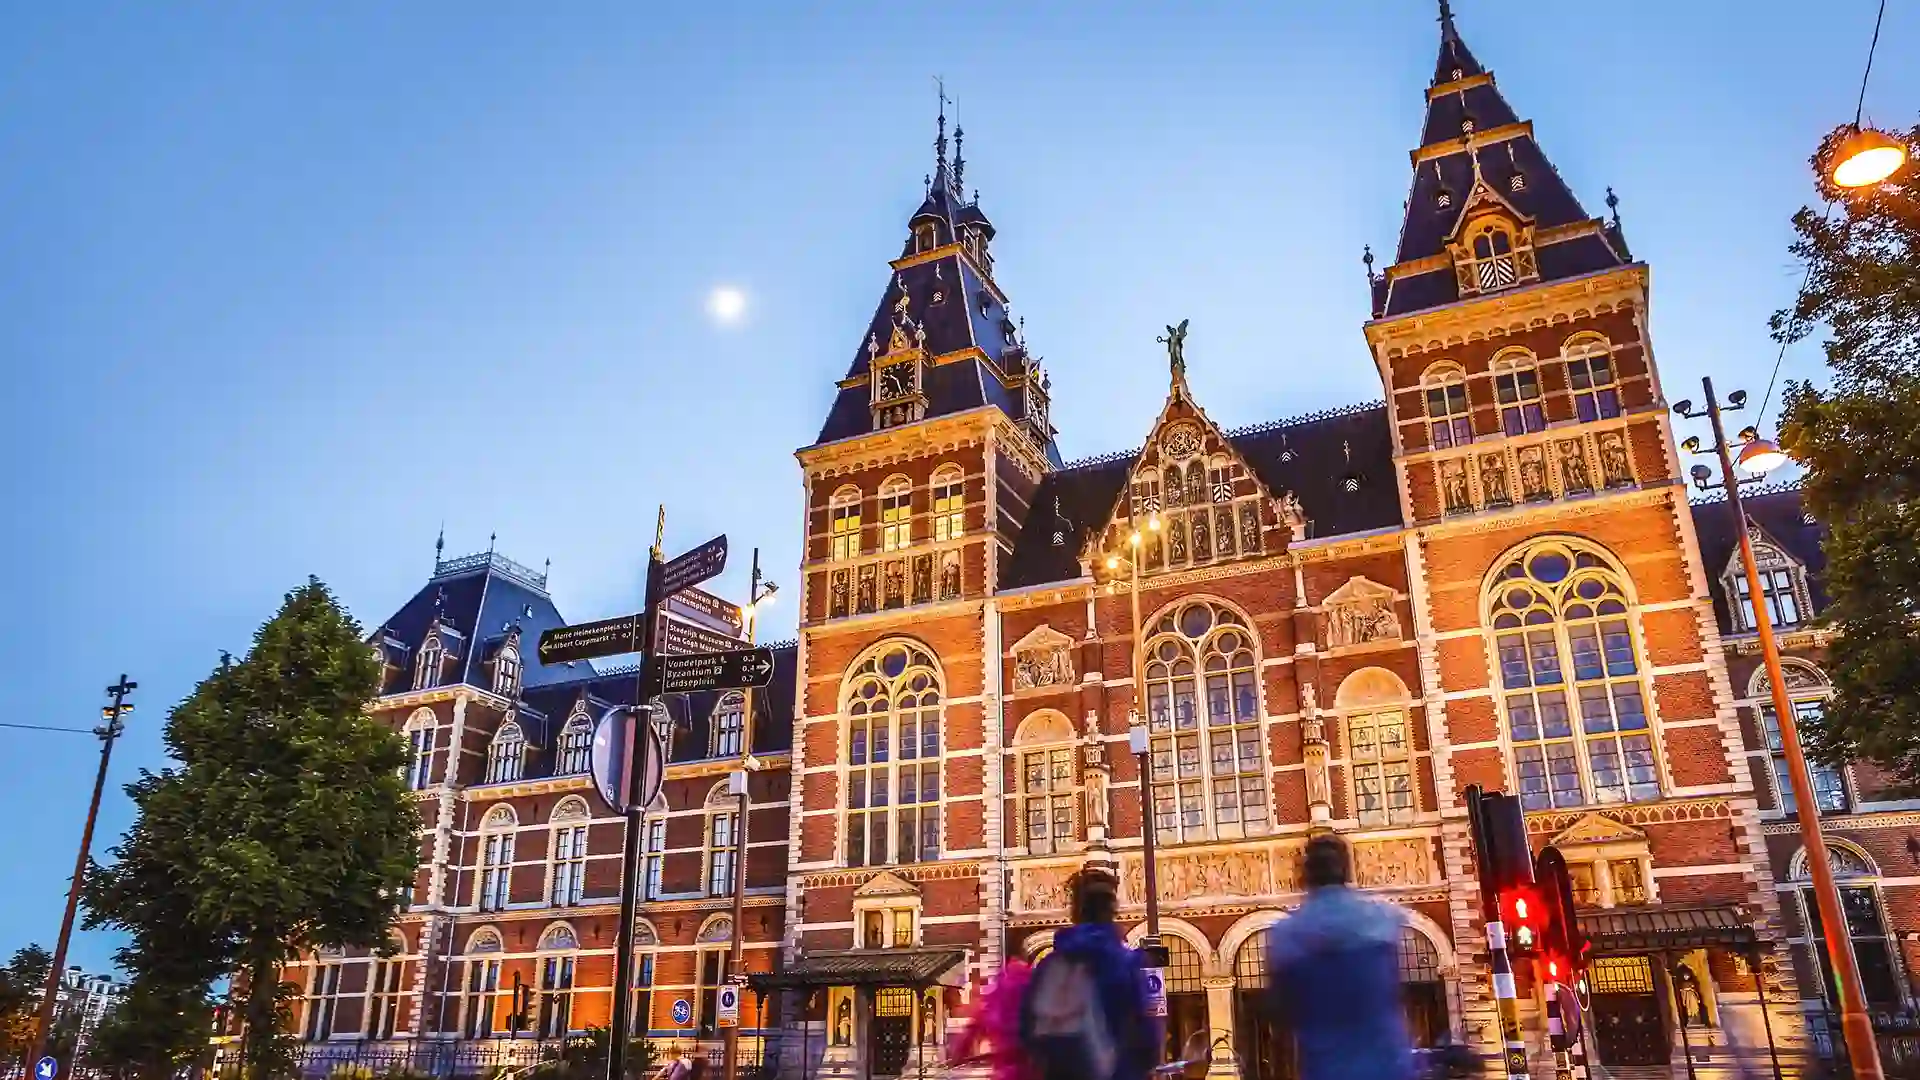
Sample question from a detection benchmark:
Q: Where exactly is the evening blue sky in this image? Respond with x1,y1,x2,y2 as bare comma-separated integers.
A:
3,2,1916,971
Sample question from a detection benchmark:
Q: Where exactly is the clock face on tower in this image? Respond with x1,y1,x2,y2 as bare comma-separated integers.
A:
877,363,913,400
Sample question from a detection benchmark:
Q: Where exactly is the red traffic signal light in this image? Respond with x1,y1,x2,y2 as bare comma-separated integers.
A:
1503,886,1545,956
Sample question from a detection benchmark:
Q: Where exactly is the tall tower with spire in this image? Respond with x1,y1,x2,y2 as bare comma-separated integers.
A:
1363,1,1795,1066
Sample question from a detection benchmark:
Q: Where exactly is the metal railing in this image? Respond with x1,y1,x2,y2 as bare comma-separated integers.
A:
202,1036,786,1080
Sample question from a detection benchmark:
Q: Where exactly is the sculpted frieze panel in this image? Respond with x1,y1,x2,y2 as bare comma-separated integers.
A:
1011,624,1076,691
1351,838,1436,889
1014,866,1074,913
1323,576,1403,649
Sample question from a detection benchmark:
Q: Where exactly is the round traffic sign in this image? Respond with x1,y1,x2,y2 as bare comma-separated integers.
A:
35,1057,58,1080
672,999,692,1025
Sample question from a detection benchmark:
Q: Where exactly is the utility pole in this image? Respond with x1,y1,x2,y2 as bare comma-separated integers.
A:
725,548,776,1080
31,675,135,1072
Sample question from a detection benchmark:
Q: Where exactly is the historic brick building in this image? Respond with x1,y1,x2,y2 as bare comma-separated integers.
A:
268,7,1920,1080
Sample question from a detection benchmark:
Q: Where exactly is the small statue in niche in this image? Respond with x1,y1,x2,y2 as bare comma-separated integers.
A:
1240,502,1262,553
1083,763,1111,835
1599,431,1632,487
884,563,905,608
1192,514,1212,561
912,555,933,603
1480,454,1510,505
1559,440,1591,493
857,567,877,613
1441,459,1472,513
1518,446,1549,501
833,998,852,1045
1278,491,1308,536
940,554,961,599
1167,518,1187,564
1215,507,1236,555
830,571,850,617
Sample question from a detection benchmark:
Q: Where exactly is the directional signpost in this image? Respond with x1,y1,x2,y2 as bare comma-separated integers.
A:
657,647,776,696
537,615,643,666
666,585,744,636
606,527,732,1080
660,613,745,657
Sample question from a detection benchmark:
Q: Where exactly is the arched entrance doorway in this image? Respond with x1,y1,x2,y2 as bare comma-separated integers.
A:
1400,927,1448,1047
1162,935,1209,1063
1233,936,1295,1080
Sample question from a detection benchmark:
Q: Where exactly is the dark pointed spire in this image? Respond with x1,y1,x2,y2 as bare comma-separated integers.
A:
953,123,966,195
434,523,445,569
934,78,950,176
1604,187,1633,260
1433,0,1484,86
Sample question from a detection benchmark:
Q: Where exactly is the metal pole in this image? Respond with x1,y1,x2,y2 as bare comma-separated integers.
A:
1701,376,1883,1080
31,675,135,1071
1465,786,1529,1080
608,512,667,1080
1751,946,1783,1080
1129,552,1161,941
726,549,761,1080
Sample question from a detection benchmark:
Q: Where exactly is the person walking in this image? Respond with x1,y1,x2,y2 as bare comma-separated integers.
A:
948,955,1035,1080
1021,869,1161,1080
1266,834,1414,1080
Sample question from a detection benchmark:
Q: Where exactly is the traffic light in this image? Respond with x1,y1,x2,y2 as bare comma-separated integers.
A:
1503,885,1546,956
1535,846,1590,979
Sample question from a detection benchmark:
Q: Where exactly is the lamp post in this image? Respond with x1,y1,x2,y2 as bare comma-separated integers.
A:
1675,378,1883,1080
31,676,135,1072
724,554,777,1080
1823,0,1908,190
1104,519,1164,943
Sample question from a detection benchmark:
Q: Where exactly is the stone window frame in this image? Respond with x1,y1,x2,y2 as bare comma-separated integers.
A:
1484,537,1666,812
363,932,409,1040
545,796,591,908
829,484,864,562
1011,709,1082,856
703,780,740,899
553,707,593,776
460,927,505,1039
1140,597,1274,846
630,918,660,1036
840,639,947,869
1561,332,1623,424
404,707,437,791
693,915,735,1038
1489,347,1547,437
1333,667,1419,829
1419,360,1474,450
1721,539,1813,634
710,690,746,758
931,463,965,542
1787,840,1907,1010
878,474,914,553
485,718,525,785
492,644,521,697
1746,660,1852,819
533,922,579,1039
476,804,518,912
414,634,445,691
303,957,345,1041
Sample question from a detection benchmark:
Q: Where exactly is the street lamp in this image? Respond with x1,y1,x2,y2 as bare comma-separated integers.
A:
724,556,778,1080
1821,1,1908,190
1104,518,1164,945
1675,378,1884,1080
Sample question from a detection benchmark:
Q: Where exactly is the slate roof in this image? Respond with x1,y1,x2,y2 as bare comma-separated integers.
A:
1001,403,1402,590
1376,12,1627,319
1689,483,1829,635
748,948,967,990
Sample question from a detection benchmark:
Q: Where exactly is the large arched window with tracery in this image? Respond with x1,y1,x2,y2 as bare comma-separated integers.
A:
1489,541,1658,811
1144,601,1268,843
845,641,943,867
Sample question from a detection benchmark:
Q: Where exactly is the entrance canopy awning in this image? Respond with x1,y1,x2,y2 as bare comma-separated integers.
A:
1579,903,1761,955
748,948,967,992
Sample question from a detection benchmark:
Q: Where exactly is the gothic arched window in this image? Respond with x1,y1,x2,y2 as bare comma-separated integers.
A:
486,719,525,784
932,465,965,541
414,636,444,691
1421,363,1473,449
1564,334,1621,423
477,806,516,911
1491,351,1545,436
844,641,943,867
1144,601,1268,843
879,475,913,552
493,645,521,696
1489,542,1659,810
711,691,745,758
1013,710,1079,855
830,486,863,561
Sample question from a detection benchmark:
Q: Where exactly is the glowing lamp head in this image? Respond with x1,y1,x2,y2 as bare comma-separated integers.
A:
1147,514,1162,532
1737,437,1789,476
1129,531,1142,547
1106,556,1121,571
1830,126,1909,189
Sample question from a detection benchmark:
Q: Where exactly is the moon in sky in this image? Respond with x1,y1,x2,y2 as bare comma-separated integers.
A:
707,286,747,323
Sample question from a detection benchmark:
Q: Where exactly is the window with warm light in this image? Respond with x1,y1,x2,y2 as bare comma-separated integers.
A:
830,489,863,561
1491,542,1658,811
932,467,964,541
1493,358,1546,436
1144,602,1268,843
880,478,912,552
1022,745,1079,854
844,642,943,867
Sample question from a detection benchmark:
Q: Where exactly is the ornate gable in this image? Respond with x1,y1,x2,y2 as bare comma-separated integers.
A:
1086,324,1294,579
1322,576,1404,650
854,870,922,899
1010,624,1076,690
1550,812,1647,848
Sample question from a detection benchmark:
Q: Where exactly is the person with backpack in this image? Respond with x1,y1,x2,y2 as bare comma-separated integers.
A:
1020,869,1161,1080
1266,834,1415,1080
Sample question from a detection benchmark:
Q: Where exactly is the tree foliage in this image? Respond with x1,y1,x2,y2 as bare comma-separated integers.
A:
1777,123,1920,780
83,579,417,1080
0,945,53,1067
81,977,214,1080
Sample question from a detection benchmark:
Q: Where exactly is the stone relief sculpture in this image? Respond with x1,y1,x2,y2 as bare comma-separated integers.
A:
1011,625,1076,690
1559,440,1592,493
1323,576,1403,649
1083,765,1110,837
1352,838,1435,888
1441,458,1472,514
1599,431,1633,487
1016,866,1075,912
1518,445,1550,501
1479,453,1511,505
1125,850,1275,902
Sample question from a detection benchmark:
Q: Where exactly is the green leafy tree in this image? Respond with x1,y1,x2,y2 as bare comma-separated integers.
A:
1777,123,1920,780
84,579,417,1080
0,945,53,1067
82,977,214,1080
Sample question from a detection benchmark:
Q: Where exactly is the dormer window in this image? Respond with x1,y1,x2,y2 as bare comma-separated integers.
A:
1731,547,1805,631
1471,224,1517,290
414,637,445,691
913,223,936,253
487,720,525,784
493,646,521,696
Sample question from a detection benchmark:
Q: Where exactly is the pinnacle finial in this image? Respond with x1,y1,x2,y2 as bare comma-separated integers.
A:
1606,186,1621,223
1438,0,1457,38
953,123,966,194
1362,244,1376,282
434,523,445,567
934,76,950,172
488,531,497,554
